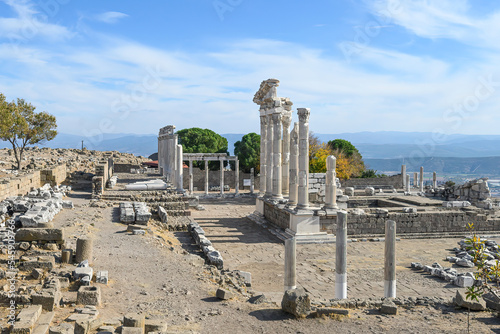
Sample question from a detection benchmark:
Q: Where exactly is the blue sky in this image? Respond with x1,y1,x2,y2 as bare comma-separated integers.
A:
1,0,500,139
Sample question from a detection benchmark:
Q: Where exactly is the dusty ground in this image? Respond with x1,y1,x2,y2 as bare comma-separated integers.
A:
3,190,500,333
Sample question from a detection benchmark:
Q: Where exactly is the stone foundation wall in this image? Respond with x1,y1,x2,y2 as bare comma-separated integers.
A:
263,201,290,230
320,210,500,236
0,165,69,201
341,175,402,189
114,163,141,173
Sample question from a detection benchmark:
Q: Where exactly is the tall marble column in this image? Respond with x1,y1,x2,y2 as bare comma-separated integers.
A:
250,168,255,194
220,158,224,197
235,158,239,196
284,238,296,291
259,113,267,196
413,172,418,188
384,220,397,298
433,172,437,189
419,166,424,192
281,110,292,196
272,112,283,200
324,155,338,210
296,108,310,210
288,123,299,206
205,159,209,195
266,113,274,198
189,160,193,194
176,144,183,193
406,174,410,193
401,164,406,189
336,211,348,299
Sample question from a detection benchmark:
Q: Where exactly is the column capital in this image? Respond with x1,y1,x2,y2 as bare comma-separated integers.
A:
297,108,310,123
272,112,282,124
281,110,293,128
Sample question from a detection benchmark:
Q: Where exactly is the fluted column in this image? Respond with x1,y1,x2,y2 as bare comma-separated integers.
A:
266,113,273,197
406,174,410,193
297,108,310,210
401,164,406,189
259,113,267,195
272,112,283,199
324,155,338,210
433,172,437,189
281,111,292,196
288,123,299,206
413,172,418,188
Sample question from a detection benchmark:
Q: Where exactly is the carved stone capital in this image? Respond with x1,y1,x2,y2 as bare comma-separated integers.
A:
297,108,310,123
281,110,293,129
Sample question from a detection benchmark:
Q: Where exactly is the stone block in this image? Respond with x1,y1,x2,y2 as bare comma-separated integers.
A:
316,308,349,317
16,228,64,242
144,319,168,333
454,290,486,311
281,288,311,318
62,201,74,209
122,328,143,334
96,271,108,285
455,276,474,288
77,286,101,306
74,267,93,280
49,323,74,334
216,288,233,300
158,206,168,224
123,313,145,328
380,299,397,315
32,290,61,311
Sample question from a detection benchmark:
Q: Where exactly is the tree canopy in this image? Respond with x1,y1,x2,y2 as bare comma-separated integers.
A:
0,94,57,170
234,132,260,174
309,134,365,179
177,127,229,170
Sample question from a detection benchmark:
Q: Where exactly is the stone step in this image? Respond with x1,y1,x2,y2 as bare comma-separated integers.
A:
12,305,43,333
32,312,55,334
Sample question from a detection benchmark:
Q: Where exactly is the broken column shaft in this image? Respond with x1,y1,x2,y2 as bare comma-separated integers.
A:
384,220,396,298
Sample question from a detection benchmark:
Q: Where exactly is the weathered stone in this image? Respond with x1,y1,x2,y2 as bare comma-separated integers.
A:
316,308,349,317
456,259,475,268
32,290,61,311
121,328,143,334
365,187,375,196
16,228,64,242
216,288,234,300
144,319,168,333
281,288,311,318
31,268,44,280
123,313,145,328
455,276,474,288
49,323,74,334
380,299,397,315
77,286,101,306
454,290,486,311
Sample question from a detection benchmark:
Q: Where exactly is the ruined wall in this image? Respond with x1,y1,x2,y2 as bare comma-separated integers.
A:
340,174,402,189
320,210,500,236
40,164,67,186
114,163,141,173
263,201,290,230
0,164,69,201
92,158,113,196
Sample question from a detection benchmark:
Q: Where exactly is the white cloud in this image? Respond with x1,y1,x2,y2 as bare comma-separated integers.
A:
94,11,128,24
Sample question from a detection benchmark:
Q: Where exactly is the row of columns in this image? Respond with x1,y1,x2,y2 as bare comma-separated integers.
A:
283,215,397,299
401,164,439,191
186,157,240,197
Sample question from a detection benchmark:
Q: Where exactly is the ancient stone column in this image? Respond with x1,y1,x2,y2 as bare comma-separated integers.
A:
297,108,310,210
205,159,209,195
384,220,396,298
250,168,255,194
419,166,424,192
281,110,292,196
336,211,347,299
75,238,93,264
284,237,297,291
433,172,437,189
413,172,418,189
266,113,274,197
401,164,406,189
259,113,267,195
288,123,299,206
272,112,283,200
189,160,193,195
324,155,338,210
235,158,239,196
157,137,163,175
176,144,183,193
61,249,73,264
220,158,224,197
406,174,410,193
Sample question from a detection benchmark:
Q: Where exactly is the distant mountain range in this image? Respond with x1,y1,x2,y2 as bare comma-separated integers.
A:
1,131,500,174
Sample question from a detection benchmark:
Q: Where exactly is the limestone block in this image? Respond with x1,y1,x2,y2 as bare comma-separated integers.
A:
123,313,145,328
365,187,375,196
77,286,101,306
96,271,108,285
380,299,397,315
454,290,485,310
49,323,74,334
74,267,93,280
145,319,167,333
32,290,61,311
455,276,474,287
158,206,168,224
281,288,311,318
15,228,64,242
216,288,234,300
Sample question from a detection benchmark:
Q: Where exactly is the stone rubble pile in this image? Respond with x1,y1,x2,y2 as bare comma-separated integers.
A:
189,221,224,269
410,262,479,287
432,178,494,209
